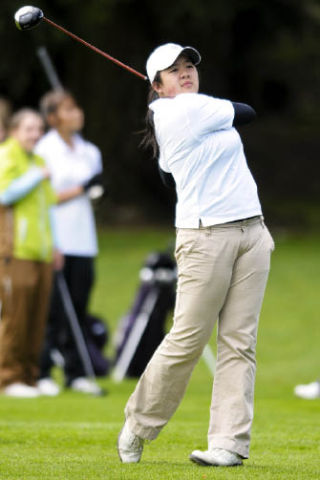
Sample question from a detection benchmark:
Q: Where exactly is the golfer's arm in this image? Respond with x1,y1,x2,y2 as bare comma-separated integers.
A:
232,102,256,126
157,104,255,189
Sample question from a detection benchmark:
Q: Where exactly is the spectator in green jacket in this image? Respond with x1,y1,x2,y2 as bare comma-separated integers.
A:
0,108,62,398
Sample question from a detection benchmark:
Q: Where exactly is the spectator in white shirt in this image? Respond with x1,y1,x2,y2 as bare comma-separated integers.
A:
118,43,274,466
35,90,104,396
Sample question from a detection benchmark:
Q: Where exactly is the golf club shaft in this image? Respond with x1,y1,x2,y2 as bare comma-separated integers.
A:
43,17,147,80
56,273,96,380
37,46,63,90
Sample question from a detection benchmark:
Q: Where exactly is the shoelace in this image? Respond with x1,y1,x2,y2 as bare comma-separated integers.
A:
210,448,239,461
128,433,144,449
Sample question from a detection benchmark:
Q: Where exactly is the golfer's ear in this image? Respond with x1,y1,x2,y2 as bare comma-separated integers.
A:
152,81,162,96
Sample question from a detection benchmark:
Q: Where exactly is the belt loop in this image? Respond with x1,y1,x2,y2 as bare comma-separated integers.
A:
260,215,265,228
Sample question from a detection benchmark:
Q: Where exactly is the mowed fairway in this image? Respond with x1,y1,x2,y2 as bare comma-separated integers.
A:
0,227,319,480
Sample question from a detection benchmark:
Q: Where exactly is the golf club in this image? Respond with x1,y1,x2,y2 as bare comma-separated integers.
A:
37,45,63,90
14,5,147,80
56,272,105,396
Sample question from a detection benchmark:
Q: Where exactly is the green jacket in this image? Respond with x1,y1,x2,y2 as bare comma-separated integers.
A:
0,138,57,262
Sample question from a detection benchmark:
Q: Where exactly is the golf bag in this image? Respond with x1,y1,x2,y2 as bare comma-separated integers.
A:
83,314,111,377
113,251,177,380
42,272,111,380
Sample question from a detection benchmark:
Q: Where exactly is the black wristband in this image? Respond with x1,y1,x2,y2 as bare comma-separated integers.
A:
83,174,103,191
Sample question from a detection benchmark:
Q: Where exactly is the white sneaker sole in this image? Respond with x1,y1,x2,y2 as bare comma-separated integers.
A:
189,452,243,467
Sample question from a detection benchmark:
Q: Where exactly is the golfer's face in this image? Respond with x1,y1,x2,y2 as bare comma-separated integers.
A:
13,114,44,153
154,55,199,98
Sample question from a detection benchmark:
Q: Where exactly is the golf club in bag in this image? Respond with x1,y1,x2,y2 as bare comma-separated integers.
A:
113,251,176,381
56,272,107,395
37,45,63,90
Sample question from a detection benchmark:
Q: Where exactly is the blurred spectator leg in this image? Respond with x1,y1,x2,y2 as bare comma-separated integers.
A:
26,262,53,387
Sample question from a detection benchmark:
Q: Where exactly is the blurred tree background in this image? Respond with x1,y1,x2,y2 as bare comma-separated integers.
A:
1,0,319,228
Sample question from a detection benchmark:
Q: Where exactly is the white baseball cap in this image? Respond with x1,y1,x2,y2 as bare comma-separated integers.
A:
146,43,201,83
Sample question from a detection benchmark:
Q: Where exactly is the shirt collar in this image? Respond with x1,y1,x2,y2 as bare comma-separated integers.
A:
50,129,83,153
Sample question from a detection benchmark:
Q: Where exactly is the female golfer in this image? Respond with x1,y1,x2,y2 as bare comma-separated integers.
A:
118,43,274,467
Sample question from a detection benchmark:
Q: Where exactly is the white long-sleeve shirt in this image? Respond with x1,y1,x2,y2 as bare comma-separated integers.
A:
35,129,102,256
150,93,262,228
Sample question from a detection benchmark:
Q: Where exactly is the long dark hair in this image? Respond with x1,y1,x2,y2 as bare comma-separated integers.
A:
140,72,161,159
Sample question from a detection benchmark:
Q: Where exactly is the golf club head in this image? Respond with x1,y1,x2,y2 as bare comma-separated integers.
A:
14,6,44,31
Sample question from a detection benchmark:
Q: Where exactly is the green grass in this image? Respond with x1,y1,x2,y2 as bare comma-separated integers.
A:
0,227,319,479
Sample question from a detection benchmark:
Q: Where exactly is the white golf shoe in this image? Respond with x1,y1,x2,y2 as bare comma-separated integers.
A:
37,378,60,396
190,448,243,467
294,380,320,399
4,382,40,398
70,377,102,395
117,422,144,463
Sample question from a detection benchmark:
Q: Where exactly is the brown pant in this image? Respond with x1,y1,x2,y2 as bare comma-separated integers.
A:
0,257,53,388
125,217,274,458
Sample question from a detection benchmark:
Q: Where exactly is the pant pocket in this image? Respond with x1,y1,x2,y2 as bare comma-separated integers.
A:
263,225,275,252
175,229,201,260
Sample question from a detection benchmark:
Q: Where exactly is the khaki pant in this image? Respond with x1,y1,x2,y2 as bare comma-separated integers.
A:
0,257,53,388
125,216,274,458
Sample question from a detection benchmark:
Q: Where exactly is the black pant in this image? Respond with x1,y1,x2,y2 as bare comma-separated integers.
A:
39,255,94,384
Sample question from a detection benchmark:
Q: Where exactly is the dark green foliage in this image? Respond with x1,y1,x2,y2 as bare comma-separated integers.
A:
1,1,319,225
